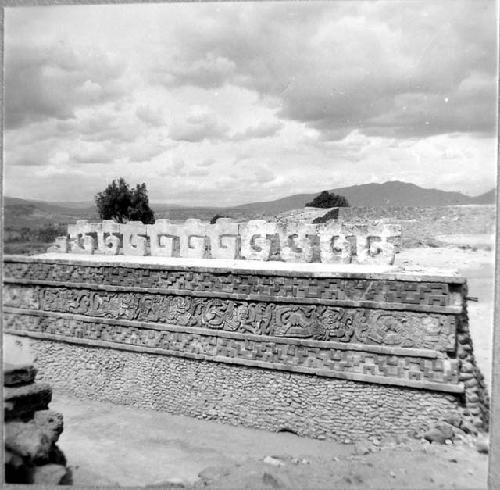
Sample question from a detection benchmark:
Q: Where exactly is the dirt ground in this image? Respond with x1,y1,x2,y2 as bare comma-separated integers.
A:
51,393,488,489
45,244,494,488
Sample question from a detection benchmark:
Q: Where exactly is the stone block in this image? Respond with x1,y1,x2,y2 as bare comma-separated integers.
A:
34,410,64,442
180,219,208,259
5,420,53,462
278,222,317,263
148,220,182,257
319,222,353,264
4,362,37,387
96,221,122,255
240,220,279,261
67,221,86,254
207,219,241,260
4,383,52,421
121,222,148,256
349,223,397,265
67,221,99,255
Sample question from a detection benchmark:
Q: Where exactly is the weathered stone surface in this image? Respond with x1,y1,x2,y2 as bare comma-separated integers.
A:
443,413,462,428
423,428,448,444
4,308,461,391
4,362,37,387
30,464,70,485
5,420,53,462
180,219,208,259
34,409,64,441
97,221,122,255
278,222,317,263
68,220,99,255
4,382,52,420
240,220,279,261
121,222,148,256
5,449,24,469
319,222,353,264
207,219,240,260
434,421,455,440
49,218,402,264
25,339,469,443
147,219,182,257
423,421,455,444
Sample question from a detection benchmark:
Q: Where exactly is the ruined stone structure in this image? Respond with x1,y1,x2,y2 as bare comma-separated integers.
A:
2,219,488,441
4,347,71,485
48,218,401,265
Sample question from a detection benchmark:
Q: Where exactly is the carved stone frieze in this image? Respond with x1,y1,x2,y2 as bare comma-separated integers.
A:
3,312,461,388
46,219,402,265
2,261,462,309
3,285,456,351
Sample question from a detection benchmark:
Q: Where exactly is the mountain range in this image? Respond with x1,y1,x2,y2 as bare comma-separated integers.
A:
230,181,496,215
4,181,496,224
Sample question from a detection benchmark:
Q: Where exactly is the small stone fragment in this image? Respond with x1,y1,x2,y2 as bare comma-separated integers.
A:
263,456,284,467
423,428,447,445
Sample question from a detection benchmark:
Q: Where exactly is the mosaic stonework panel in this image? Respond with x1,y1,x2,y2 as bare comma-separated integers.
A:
3,285,456,351
3,312,460,387
3,261,462,309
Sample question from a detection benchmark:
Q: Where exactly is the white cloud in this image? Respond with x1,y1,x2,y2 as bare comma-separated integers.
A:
3,2,497,204
168,106,229,142
231,120,283,141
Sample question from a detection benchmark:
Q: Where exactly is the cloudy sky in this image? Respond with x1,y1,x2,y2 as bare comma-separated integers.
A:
4,1,498,206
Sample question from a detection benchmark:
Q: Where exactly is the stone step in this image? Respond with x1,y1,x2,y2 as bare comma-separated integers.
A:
4,362,37,387
4,382,52,421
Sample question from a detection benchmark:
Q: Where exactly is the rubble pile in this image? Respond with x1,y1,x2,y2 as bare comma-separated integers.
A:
4,361,71,485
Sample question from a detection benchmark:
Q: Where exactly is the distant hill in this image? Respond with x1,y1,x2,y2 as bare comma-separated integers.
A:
4,196,98,229
470,189,496,205
233,181,497,214
4,181,496,226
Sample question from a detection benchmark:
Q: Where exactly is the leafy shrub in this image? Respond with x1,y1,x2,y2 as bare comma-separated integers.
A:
306,191,349,208
95,178,155,224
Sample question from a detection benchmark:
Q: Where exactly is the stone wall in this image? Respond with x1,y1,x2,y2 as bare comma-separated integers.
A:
47,218,401,265
3,254,489,440
27,339,465,442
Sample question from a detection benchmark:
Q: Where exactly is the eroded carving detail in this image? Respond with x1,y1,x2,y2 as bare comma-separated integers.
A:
3,312,461,386
3,262,461,308
3,285,456,351
46,219,402,265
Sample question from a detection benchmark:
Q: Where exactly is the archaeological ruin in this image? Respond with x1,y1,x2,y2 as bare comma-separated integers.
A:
3,218,489,442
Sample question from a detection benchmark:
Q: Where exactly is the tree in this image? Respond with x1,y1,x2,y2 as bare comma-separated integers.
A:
306,191,349,208
95,178,155,224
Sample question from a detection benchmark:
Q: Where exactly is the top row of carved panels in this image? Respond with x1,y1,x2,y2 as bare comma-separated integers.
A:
48,219,402,265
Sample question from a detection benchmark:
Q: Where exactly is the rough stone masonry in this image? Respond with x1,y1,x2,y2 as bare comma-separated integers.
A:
2,218,489,442
4,338,71,485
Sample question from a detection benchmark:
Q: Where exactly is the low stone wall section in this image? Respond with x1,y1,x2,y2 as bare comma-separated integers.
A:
29,339,464,442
